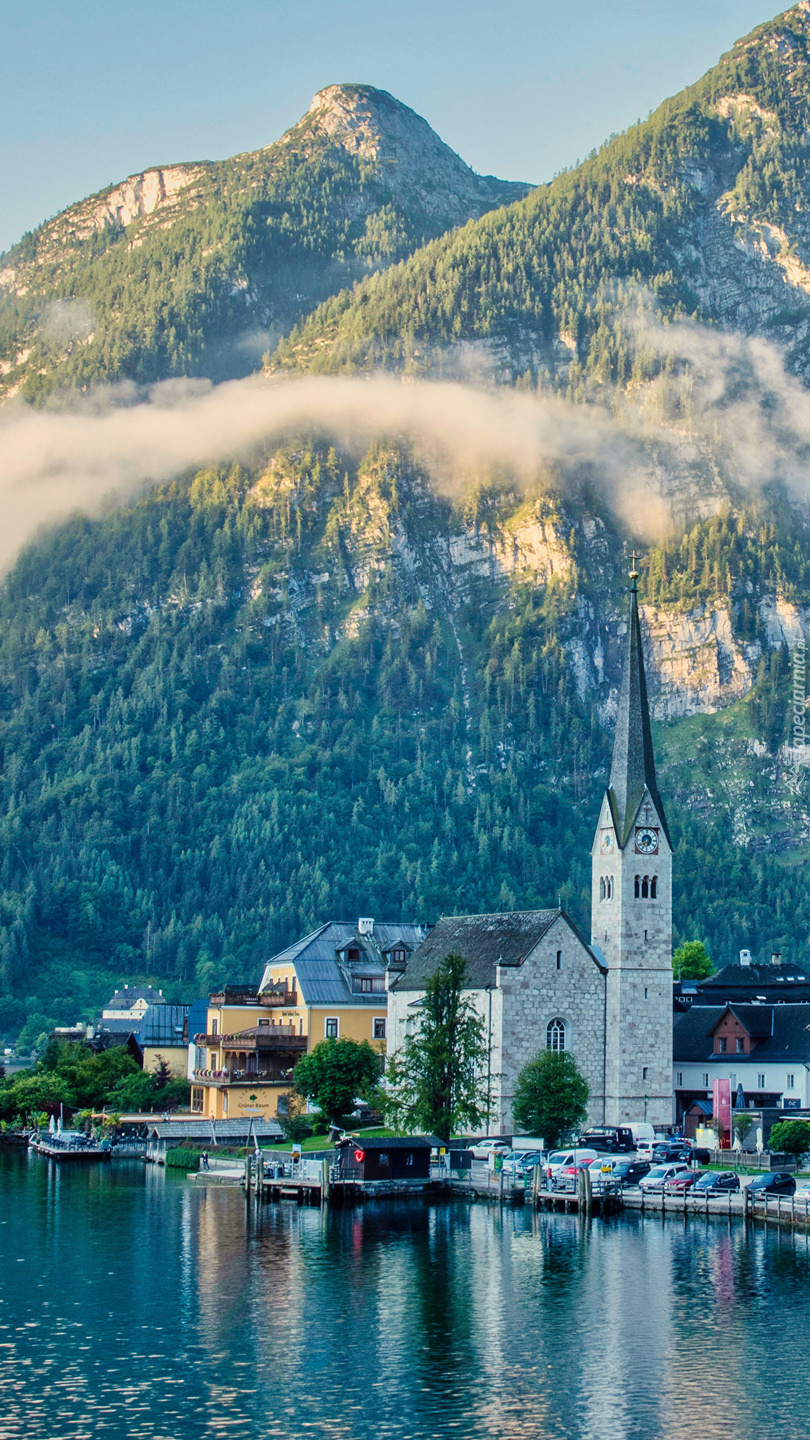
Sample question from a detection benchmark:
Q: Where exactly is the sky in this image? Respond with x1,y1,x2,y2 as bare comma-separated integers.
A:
0,0,776,256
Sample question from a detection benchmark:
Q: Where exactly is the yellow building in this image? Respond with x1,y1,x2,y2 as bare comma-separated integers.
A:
191,919,428,1121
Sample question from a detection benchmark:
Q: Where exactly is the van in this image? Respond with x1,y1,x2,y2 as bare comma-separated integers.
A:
628,1122,655,1146
579,1126,634,1153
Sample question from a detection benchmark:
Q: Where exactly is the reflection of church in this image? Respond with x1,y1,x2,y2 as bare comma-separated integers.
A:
388,573,674,1132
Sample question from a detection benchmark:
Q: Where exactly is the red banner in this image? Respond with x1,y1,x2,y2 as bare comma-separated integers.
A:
713,1078,731,1145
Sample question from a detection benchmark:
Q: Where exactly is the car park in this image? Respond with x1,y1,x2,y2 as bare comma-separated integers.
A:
691,1171,740,1194
747,1172,796,1198
638,1163,690,1192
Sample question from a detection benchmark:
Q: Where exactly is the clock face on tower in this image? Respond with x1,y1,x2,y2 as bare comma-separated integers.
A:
635,827,659,855
600,831,614,854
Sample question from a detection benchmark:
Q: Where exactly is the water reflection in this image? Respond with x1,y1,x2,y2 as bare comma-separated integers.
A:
2,1154,810,1438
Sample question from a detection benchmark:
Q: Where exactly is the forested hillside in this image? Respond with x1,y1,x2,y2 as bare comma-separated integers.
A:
0,444,808,1040
2,8,810,1040
0,84,528,403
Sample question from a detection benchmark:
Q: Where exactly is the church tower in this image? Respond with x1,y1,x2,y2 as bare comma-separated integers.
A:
591,565,673,1127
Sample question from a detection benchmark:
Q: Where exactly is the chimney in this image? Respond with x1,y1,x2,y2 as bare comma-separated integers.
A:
739,949,752,967
771,952,782,967
358,917,374,936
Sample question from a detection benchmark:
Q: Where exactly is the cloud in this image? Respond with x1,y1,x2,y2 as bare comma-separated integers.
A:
1,318,810,572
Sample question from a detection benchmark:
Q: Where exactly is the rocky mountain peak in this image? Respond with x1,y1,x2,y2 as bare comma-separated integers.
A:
300,82,530,223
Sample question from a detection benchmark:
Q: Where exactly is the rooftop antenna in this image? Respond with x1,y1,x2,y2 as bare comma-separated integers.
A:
629,550,639,593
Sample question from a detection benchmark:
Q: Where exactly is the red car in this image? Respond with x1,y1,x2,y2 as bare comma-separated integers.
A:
664,1169,704,1193
553,1161,594,1194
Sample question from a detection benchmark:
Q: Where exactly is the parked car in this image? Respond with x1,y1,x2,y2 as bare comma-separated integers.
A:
501,1150,541,1177
578,1127,635,1154
635,1139,655,1159
652,1141,693,1164
544,1149,599,1181
664,1169,703,1193
692,1171,740,1194
611,1159,651,1187
639,1163,690,1192
468,1139,510,1160
554,1160,596,1193
747,1172,796,1198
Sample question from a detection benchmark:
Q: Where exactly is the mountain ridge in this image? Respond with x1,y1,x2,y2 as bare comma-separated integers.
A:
0,84,530,404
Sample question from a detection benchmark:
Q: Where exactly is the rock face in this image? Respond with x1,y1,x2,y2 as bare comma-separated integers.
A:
301,84,528,225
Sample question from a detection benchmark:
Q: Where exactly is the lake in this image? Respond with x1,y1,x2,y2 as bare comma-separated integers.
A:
1,1150,809,1439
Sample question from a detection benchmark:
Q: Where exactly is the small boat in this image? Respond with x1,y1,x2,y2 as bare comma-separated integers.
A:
28,1130,111,1161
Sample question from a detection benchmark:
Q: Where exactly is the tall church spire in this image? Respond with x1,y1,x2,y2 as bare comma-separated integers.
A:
608,561,670,849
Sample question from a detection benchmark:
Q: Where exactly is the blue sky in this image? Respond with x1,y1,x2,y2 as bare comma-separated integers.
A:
1,0,776,254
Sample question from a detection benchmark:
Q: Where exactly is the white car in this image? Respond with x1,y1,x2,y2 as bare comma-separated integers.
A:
468,1139,510,1160
638,1162,690,1192
544,1148,599,1180
635,1139,655,1159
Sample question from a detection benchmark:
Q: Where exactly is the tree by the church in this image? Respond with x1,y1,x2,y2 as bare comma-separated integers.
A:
293,1038,381,1124
512,1050,589,1150
384,953,488,1145
672,940,715,981
768,1119,810,1169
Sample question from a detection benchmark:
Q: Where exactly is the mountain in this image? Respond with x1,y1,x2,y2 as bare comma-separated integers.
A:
271,4,810,384
2,12,810,1040
0,85,529,403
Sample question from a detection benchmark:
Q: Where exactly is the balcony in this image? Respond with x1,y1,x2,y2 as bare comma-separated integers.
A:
208,986,298,1008
195,1027,305,1049
193,1069,293,1087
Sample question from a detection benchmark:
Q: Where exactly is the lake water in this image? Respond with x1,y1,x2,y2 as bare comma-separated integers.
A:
2,1150,810,1440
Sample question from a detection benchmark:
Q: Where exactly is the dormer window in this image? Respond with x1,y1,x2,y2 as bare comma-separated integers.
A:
359,977,373,993
390,948,406,965
347,947,360,962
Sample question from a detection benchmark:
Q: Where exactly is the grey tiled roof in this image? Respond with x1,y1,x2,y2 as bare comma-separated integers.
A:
137,1004,191,1046
103,986,166,1010
392,909,583,992
674,1004,810,1062
147,1119,283,1141
259,920,428,1006
694,964,810,1005
608,589,671,849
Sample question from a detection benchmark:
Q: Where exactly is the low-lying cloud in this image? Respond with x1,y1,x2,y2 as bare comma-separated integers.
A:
1,315,810,571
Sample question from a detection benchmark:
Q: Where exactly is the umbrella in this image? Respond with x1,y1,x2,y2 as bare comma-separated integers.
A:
734,1083,746,1110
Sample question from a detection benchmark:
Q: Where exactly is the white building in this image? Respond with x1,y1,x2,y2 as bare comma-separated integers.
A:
674,1003,810,1114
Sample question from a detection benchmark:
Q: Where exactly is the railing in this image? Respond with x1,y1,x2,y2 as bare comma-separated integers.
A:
207,990,298,1008
194,1026,303,1046
193,1068,289,1084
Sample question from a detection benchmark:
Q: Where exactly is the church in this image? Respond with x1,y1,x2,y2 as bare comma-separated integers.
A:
387,571,674,1133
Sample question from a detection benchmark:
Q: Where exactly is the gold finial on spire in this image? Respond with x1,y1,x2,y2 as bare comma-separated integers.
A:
629,550,639,592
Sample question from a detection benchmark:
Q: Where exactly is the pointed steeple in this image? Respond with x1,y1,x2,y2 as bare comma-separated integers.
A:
608,560,670,849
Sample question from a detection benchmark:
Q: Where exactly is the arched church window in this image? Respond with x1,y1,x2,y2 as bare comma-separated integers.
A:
634,876,640,898
641,876,649,898
650,876,657,898
599,877,605,900
546,1017,566,1053
606,877,613,899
